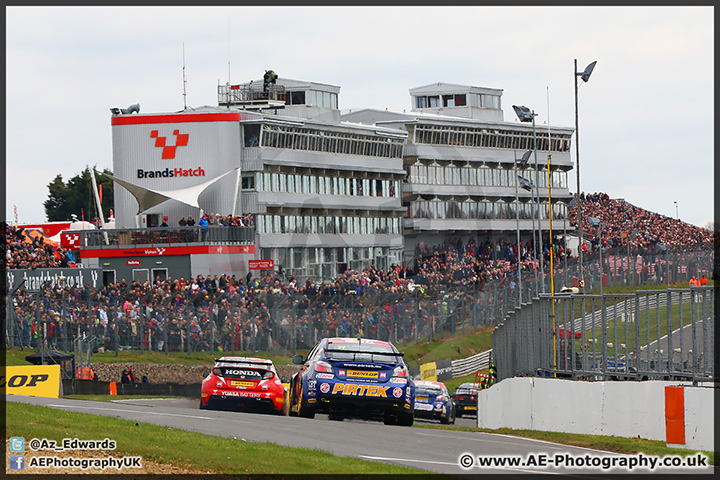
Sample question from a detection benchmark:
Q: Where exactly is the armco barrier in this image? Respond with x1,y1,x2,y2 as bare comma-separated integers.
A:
451,350,491,378
61,379,201,398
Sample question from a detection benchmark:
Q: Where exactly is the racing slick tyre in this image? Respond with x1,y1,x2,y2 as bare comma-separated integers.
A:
440,413,450,424
288,378,299,417
398,410,414,427
383,411,397,425
327,411,344,421
297,381,315,419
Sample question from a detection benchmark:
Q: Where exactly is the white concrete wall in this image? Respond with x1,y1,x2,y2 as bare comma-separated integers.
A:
477,378,714,452
683,386,715,451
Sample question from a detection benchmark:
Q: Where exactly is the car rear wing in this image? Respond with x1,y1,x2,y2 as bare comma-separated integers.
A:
324,348,404,362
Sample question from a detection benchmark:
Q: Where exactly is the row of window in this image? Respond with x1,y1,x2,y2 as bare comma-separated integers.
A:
261,246,395,279
412,124,571,153
257,215,402,236
281,90,338,109
408,199,568,221
259,124,405,158
407,164,567,189
414,93,501,109
252,172,399,198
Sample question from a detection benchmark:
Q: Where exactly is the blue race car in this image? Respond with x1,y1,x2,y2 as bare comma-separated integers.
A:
413,380,455,424
289,337,415,426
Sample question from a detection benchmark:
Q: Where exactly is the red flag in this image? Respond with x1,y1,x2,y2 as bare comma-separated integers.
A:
99,184,103,204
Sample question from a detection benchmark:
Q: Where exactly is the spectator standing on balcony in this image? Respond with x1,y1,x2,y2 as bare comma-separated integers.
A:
199,214,209,242
178,216,187,227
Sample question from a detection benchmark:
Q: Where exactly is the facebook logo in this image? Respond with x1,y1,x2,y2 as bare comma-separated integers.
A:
9,436,25,452
10,455,25,470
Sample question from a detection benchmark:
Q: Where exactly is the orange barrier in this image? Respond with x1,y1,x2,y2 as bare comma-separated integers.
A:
109,381,117,396
664,386,685,445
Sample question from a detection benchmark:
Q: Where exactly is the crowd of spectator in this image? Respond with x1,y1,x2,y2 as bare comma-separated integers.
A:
5,224,76,269
569,192,714,255
4,192,715,354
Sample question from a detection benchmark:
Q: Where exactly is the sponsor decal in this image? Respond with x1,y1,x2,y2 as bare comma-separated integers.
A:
126,260,141,266
346,370,378,378
331,383,389,397
150,129,189,160
223,369,261,378
338,369,346,376
392,387,403,398
308,380,316,391
389,378,407,384
1,366,60,398
379,372,387,379
230,381,254,387
415,403,433,411
223,391,240,397
339,363,382,369
320,383,330,393
316,373,334,379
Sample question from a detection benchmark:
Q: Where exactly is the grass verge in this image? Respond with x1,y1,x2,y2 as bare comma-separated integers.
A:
6,401,423,474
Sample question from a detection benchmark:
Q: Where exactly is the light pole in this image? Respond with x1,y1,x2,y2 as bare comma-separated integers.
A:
588,217,603,295
574,59,597,291
674,201,678,220
514,105,544,293
515,150,532,303
518,172,538,295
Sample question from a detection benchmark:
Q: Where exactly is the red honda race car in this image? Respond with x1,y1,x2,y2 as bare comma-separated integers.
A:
200,357,288,415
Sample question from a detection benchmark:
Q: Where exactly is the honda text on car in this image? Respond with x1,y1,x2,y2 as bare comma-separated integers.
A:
413,380,455,424
289,337,415,426
200,357,287,415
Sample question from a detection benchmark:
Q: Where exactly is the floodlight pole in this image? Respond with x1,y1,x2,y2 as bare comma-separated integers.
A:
574,59,585,290
531,113,545,294
515,159,522,303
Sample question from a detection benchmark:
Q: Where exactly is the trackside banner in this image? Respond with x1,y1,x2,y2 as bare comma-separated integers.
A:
420,362,437,381
2,365,61,398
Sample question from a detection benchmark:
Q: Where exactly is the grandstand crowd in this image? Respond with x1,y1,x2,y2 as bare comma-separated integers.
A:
5,192,715,354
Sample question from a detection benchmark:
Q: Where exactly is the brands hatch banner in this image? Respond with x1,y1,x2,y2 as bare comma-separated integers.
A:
6,268,102,292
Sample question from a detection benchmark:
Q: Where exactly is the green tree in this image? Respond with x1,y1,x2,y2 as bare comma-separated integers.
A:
44,167,114,222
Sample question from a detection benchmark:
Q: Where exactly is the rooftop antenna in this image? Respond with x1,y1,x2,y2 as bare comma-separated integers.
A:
227,20,231,84
182,43,188,110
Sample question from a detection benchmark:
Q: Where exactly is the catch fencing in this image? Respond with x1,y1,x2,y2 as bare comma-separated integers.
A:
492,287,715,383
5,248,712,362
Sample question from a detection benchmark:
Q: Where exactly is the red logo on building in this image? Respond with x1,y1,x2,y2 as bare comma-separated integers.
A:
151,130,189,159
60,232,80,249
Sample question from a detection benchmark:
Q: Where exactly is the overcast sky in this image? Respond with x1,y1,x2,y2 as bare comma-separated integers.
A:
6,6,714,228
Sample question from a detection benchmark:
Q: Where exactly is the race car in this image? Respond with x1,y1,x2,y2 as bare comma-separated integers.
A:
200,356,287,415
451,382,480,417
413,380,455,424
289,337,415,426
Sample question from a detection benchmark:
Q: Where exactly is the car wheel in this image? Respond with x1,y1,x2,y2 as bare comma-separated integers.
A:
328,411,344,421
440,413,450,424
288,378,299,417
297,380,315,419
398,409,414,427
456,411,463,418
383,411,398,425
